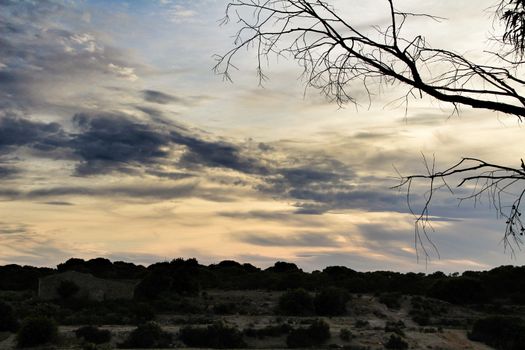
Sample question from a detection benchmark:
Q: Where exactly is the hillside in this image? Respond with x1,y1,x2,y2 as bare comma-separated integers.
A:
1,258,525,349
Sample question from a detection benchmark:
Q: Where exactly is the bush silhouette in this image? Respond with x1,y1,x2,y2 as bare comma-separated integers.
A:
0,301,18,332
179,322,246,348
286,319,330,348
57,280,79,299
339,328,352,341
16,316,58,348
132,303,155,323
428,277,486,304
379,292,402,309
75,326,111,344
314,287,349,316
278,289,314,315
119,322,171,348
468,316,525,350
384,334,408,349
243,324,292,338
134,272,173,299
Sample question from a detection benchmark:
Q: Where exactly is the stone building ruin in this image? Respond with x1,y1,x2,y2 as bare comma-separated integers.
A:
38,270,138,301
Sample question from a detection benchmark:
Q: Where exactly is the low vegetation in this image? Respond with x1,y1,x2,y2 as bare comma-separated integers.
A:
468,316,525,350
286,319,330,348
75,326,111,344
314,287,349,316
384,334,408,349
179,322,246,348
277,289,314,316
16,316,58,348
119,322,171,348
1,258,525,349
0,301,18,332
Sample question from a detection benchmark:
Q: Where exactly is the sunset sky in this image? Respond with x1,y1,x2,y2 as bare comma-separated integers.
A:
1,0,525,272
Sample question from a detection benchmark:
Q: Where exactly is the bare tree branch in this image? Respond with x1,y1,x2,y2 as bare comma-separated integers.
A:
215,0,525,119
215,0,525,257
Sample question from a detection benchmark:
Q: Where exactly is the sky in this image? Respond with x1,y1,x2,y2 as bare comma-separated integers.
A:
1,0,525,272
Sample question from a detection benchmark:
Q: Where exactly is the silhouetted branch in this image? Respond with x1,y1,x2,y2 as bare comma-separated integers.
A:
215,0,525,119
216,0,525,256
393,157,525,257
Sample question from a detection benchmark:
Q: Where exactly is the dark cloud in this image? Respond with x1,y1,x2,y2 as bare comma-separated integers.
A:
142,90,183,104
0,223,29,235
0,111,414,215
289,188,405,212
41,201,74,206
220,210,295,221
26,183,196,200
353,131,394,139
145,170,194,180
0,182,242,203
219,210,327,227
0,116,66,153
237,232,345,247
255,158,408,214
70,113,173,176
0,110,272,179
0,164,20,178
358,223,410,243
171,130,269,174
397,112,449,126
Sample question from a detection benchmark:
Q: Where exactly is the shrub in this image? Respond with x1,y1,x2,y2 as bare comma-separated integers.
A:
132,303,155,323
0,301,18,332
244,324,292,338
134,273,173,299
355,319,369,328
379,292,402,309
385,321,405,336
428,277,487,304
339,328,352,341
384,334,408,349
286,319,330,348
468,316,525,350
314,287,350,316
409,296,448,326
213,302,238,315
75,326,112,344
119,322,171,348
179,322,246,348
57,280,80,299
17,316,58,348
278,289,314,316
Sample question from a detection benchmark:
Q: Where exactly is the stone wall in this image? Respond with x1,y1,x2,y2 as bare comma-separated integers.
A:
38,270,138,301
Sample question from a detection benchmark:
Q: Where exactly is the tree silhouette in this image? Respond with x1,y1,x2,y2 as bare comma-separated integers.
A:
215,0,525,257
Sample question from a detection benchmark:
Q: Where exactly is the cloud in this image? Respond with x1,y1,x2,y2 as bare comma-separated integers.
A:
0,115,66,153
166,4,198,23
0,228,80,267
0,164,20,178
0,0,142,113
70,112,174,176
237,232,345,247
26,183,196,200
0,222,29,235
142,89,183,104
0,181,244,203
41,201,74,206
171,130,269,174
